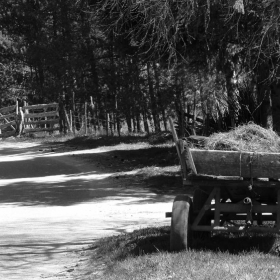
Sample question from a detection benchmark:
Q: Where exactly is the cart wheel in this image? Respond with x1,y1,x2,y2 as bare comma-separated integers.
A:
170,195,193,251
193,188,211,238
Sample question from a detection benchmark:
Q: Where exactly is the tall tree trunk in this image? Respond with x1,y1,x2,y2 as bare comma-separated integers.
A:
256,64,273,129
153,61,167,130
270,82,280,133
125,113,132,133
174,65,185,137
147,62,160,132
223,48,241,128
258,86,273,129
136,114,141,132
142,110,150,134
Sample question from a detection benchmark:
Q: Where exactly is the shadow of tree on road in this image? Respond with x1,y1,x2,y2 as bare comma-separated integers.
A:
0,139,186,206
0,174,173,206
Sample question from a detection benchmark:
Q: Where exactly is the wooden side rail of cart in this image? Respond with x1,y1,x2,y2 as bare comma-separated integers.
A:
168,117,280,251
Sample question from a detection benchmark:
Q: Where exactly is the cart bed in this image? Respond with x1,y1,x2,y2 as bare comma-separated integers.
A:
189,148,280,178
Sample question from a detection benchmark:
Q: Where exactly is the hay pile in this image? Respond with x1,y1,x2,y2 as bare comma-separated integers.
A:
204,123,280,153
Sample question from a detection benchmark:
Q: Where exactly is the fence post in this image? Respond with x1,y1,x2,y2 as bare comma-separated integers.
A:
70,110,74,134
64,109,71,133
85,102,87,135
15,100,19,135
106,113,109,136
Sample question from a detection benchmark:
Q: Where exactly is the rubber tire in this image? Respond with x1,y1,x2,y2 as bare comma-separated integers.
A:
170,195,193,251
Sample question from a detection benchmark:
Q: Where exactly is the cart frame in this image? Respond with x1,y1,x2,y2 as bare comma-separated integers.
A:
168,118,280,250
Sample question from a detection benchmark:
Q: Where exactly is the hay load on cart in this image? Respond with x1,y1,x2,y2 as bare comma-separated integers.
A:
168,119,280,251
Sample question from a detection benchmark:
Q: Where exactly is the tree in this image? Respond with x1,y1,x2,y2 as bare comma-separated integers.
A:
95,0,280,132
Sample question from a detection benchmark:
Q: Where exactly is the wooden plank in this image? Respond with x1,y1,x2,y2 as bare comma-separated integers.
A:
0,112,16,130
214,188,221,226
169,117,186,177
219,203,277,213
220,213,275,221
184,176,280,188
277,191,280,229
24,111,58,118
24,127,59,133
190,149,280,178
0,113,16,121
169,117,179,142
186,148,197,174
178,139,188,178
212,226,280,233
0,105,16,114
165,212,172,218
192,225,280,233
25,119,59,126
169,117,181,159
0,130,16,138
64,108,71,132
0,121,16,130
192,188,217,227
85,102,87,135
23,103,58,110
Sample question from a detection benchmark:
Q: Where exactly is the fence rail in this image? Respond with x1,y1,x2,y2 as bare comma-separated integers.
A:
0,97,116,138
0,105,16,114
0,102,60,138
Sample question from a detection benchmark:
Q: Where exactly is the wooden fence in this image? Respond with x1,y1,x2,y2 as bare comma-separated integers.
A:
0,102,60,138
0,105,17,137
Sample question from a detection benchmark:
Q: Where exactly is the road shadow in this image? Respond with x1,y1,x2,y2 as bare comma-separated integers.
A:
60,132,173,149
0,139,184,206
0,173,175,206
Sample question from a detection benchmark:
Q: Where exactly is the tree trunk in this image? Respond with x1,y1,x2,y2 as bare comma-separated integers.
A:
270,82,280,133
125,114,132,133
256,63,273,129
223,52,241,128
136,114,141,132
132,115,137,133
142,111,150,134
257,86,273,129
147,62,160,132
153,61,167,130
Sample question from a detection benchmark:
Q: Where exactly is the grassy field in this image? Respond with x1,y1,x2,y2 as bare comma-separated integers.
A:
7,132,280,279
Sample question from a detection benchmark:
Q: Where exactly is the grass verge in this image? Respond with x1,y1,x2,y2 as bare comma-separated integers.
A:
91,227,280,280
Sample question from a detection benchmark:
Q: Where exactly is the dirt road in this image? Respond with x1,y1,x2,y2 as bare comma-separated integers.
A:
0,140,173,280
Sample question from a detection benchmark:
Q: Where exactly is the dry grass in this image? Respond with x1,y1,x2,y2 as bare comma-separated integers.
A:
91,227,280,280
102,250,280,280
204,123,280,152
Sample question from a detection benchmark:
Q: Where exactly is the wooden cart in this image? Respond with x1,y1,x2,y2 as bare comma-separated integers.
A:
168,119,280,251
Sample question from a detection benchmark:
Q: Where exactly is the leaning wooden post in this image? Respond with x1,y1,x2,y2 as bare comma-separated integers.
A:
23,101,30,128
16,100,18,115
90,96,95,133
69,110,73,134
64,109,71,133
85,101,88,135
15,100,18,135
169,117,185,177
106,113,109,136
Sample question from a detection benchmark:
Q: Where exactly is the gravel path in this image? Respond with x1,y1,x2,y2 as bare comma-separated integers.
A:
0,140,173,279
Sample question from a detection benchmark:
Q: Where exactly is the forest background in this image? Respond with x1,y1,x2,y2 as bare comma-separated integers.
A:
0,0,280,136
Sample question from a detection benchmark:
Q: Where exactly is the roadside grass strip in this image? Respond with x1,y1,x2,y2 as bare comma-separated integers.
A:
92,227,280,280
